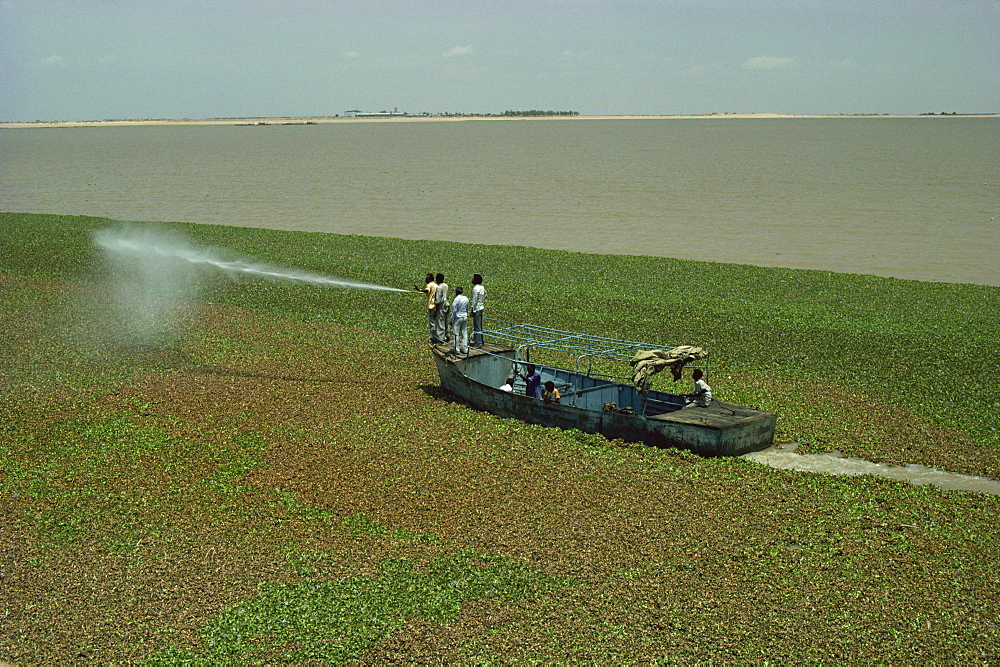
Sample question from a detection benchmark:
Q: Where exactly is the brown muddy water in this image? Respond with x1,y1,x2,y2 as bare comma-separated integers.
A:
2,117,997,285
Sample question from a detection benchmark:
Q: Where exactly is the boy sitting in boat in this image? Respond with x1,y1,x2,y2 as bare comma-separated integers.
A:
542,380,561,404
683,369,712,408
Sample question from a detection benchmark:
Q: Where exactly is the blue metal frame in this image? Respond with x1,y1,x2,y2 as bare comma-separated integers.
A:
481,318,710,383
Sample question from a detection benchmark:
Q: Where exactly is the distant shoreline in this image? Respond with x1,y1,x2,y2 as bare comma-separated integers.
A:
2,113,997,129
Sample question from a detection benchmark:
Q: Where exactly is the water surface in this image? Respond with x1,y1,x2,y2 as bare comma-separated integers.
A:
2,118,997,285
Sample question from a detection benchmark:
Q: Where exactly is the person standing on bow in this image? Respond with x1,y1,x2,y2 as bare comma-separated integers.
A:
449,286,470,356
415,273,438,343
434,273,449,344
470,273,487,348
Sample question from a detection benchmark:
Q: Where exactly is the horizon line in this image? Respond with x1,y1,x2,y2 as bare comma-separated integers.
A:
4,111,999,128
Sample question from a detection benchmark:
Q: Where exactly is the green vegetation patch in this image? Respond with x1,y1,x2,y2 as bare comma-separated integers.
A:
149,550,569,663
0,413,276,558
1,212,998,663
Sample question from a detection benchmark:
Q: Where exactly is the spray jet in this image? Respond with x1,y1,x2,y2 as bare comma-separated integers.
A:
92,225,406,345
93,227,407,292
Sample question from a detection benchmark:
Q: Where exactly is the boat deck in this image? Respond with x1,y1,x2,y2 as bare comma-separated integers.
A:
648,401,769,428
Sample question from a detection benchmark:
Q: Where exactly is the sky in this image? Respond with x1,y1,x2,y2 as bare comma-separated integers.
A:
1,0,997,121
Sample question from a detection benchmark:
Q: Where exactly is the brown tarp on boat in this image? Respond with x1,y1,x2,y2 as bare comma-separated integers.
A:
630,346,707,394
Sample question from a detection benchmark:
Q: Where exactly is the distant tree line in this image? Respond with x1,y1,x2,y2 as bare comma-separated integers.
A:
500,110,580,117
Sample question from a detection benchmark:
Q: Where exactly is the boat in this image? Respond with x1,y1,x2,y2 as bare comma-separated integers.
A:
430,322,776,457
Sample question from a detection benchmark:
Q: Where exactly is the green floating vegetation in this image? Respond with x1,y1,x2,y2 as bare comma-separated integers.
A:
202,431,270,495
1,211,995,448
1,412,274,558
274,489,337,522
17,416,154,481
273,496,440,544
342,512,439,544
2,211,998,663
147,550,570,664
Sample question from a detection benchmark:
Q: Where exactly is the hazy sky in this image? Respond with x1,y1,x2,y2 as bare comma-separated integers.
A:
2,0,997,121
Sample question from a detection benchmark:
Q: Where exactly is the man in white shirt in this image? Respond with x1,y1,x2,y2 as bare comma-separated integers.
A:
470,273,486,347
434,273,449,343
449,286,470,355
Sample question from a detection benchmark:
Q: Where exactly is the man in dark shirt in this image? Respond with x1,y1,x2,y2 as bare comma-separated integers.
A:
519,364,542,399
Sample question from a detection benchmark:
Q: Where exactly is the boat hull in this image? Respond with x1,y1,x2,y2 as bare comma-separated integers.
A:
431,344,775,457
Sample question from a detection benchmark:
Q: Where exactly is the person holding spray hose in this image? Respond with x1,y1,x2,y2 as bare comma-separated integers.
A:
415,273,439,343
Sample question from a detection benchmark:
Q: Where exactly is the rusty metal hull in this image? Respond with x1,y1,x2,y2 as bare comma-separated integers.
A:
431,344,776,457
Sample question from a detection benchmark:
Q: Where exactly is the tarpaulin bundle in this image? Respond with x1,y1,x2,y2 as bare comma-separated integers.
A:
630,346,707,394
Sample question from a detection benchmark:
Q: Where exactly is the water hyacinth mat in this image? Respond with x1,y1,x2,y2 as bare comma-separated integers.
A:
1,212,997,663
